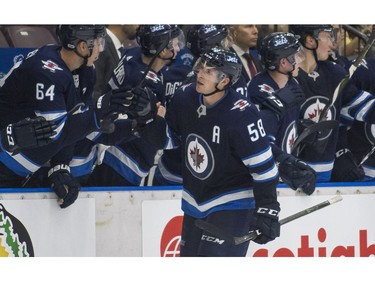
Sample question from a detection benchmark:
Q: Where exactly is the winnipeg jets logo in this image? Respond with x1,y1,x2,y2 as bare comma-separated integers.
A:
282,121,297,154
126,56,133,61
231,99,250,111
304,98,333,122
186,134,214,180
41,60,63,73
145,71,161,84
258,84,275,94
301,96,336,141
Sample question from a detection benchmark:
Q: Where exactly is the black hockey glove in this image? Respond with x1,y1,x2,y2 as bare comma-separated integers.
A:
274,84,305,109
331,148,365,182
276,153,316,195
123,86,158,126
48,164,80,209
250,200,280,245
1,117,57,155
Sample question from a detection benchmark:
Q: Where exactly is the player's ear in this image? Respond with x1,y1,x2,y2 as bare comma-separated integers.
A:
77,40,88,54
218,76,230,90
305,34,316,49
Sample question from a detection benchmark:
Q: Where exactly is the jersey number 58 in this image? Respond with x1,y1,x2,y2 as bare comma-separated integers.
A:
247,119,266,142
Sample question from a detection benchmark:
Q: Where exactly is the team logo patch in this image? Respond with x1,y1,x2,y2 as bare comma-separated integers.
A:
281,121,297,154
258,84,275,94
185,134,214,180
300,96,336,140
41,60,63,73
231,99,250,111
146,71,161,84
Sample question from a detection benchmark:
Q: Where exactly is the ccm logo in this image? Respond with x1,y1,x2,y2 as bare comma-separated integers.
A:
201,235,225,245
257,207,279,216
6,125,15,146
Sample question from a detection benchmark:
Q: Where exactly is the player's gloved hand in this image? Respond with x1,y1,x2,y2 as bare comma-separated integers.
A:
274,84,305,109
250,200,280,245
122,86,158,126
331,148,365,182
48,164,80,209
1,116,57,155
276,153,316,195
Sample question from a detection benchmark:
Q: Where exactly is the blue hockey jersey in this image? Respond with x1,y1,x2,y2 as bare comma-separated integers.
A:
165,83,279,218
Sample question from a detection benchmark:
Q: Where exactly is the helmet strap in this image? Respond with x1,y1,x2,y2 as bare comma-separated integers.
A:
74,46,93,67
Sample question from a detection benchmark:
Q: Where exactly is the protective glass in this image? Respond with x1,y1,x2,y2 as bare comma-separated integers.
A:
193,57,227,84
168,30,185,51
286,46,306,66
318,30,335,44
97,36,106,52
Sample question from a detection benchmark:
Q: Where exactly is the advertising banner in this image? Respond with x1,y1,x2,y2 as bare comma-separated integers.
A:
0,198,95,257
142,194,375,257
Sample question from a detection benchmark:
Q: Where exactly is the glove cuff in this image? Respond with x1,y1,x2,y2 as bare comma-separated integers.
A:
48,164,70,177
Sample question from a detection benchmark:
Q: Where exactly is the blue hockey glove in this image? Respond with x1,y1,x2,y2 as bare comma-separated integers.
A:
1,117,56,155
48,164,80,209
276,153,316,195
250,200,280,245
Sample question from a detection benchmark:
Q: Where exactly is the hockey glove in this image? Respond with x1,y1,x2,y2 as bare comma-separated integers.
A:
331,148,365,182
276,153,316,195
274,84,305,109
250,200,280,245
1,117,57,155
48,164,80,209
122,86,158,126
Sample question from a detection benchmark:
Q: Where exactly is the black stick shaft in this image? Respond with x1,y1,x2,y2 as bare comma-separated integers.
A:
195,195,343,245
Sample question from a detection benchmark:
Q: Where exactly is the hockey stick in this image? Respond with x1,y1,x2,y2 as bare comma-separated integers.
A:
195,195,343,245
359,145,375,165
342,25,369,43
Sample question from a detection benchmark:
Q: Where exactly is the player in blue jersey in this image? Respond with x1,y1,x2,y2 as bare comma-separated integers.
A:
86,25,184,187
289,25,375,182
0,25,153,208
165,47,280,256
344,57,375,181
152,25,230,186
248,32,316,195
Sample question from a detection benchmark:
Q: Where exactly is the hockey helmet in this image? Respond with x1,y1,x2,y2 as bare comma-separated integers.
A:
56,25,106,51
195,46,242,86
186,25,228,57
261,32,303,70
289,25,334,45
136,24,185,56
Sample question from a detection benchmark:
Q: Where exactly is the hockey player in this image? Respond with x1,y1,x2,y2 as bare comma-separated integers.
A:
289,25,375,182
87,24,184,187
152,24,231,186
165,47,280,256
248,32,316,195
343,57,375,181
0,25,152,208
